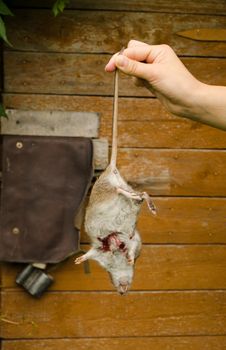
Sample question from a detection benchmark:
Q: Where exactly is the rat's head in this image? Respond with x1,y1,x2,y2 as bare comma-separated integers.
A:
108,258,134,295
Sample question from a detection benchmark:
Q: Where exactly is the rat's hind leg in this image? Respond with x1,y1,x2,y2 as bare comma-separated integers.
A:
117,188,157,215
74,248,98,264
141,192,156,215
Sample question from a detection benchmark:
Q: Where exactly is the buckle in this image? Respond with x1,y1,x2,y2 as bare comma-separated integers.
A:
16,264,54,298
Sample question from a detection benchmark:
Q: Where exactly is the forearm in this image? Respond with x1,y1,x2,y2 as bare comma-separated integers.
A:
179,83,226,130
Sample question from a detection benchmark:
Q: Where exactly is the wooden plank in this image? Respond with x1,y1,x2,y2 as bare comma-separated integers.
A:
117,149,226,196
3,336,226,350
92,138,108,170
1,291,226,338
1,109,108,170
5,9,226,57
102,120,226,149
4,53,226,96
3,94,226,150
2,109,99,137
8,0,226,15
2,245,226,291
136,197,226,244
177,28,226,42
2,94,171,122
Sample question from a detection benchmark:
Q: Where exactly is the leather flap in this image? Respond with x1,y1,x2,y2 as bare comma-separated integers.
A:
0,135,93,263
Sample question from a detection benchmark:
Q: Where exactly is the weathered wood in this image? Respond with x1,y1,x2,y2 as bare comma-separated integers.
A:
102,119,226,149
3,94,226,149
2,109,99,137
117,149,226,196
1,109,108,170
3,336,226,350
5,10,226,56
2,245,226,291
176,28,226,42
1,291,226,338
136,197,226,244
8,0,226,15
92,138,108,170
4,53,226,96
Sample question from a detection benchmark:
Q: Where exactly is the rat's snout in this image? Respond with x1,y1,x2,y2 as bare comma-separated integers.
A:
117,282,129,295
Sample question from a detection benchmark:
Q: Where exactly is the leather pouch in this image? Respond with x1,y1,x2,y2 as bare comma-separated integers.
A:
0,135,93,263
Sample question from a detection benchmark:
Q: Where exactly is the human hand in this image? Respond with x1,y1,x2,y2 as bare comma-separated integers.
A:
105,40,202,119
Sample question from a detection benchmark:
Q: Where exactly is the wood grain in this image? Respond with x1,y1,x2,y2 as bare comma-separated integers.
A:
4,53,226,96
4,94,226,149
5,9,226,56
117,149,226,196
136,197,226,244
2,245,226,291
8,0,226,15
2,336,226,350
2,109,99,137
1,291,226,338
102,120,226,149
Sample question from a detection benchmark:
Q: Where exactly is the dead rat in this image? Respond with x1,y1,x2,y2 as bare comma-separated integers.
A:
75,66,156,295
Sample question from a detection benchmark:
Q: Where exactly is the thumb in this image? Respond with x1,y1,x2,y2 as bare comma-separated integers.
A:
115,54,150,81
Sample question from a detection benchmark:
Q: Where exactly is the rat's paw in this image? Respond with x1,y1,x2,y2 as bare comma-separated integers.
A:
142,192,157,215
127,255,135,265
130,192,143,201
74,255,86,264
117,187,142,201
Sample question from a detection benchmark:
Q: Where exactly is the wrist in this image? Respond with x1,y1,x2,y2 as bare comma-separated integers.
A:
187,83,226,129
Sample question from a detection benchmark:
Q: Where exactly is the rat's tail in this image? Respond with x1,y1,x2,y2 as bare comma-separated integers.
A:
110,68,118,168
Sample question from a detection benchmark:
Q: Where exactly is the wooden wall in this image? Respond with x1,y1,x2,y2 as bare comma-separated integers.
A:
1,1,226,349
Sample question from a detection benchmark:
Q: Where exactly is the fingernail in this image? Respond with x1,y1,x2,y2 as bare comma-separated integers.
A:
116,55,127,68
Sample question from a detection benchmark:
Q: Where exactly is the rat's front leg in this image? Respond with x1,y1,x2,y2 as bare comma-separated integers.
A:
117,187,142,201
127,232,141,265
74,248,98,264
127,240,138,265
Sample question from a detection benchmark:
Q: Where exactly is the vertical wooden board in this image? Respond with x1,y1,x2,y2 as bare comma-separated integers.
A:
2,336,226,350
4,10,226,56
1,291,226,338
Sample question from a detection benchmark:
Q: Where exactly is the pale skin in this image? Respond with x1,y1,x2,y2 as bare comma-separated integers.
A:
105,40,226,131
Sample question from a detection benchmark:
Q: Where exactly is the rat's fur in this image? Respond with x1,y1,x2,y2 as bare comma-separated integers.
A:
75,69,156,294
